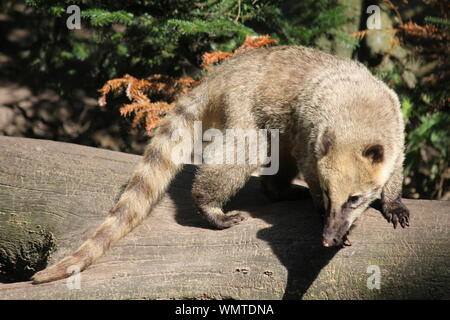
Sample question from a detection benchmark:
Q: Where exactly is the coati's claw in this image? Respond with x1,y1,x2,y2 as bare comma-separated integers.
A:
383,200,410,229
392,215,398,229
343,234,352,246
401,216,409,228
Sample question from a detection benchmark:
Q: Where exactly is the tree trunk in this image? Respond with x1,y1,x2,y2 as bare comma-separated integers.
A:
0,136,448,299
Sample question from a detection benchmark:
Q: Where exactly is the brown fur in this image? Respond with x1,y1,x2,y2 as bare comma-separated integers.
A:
32,45,409,283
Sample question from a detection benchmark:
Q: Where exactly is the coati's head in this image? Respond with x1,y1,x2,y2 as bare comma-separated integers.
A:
316,128,387,247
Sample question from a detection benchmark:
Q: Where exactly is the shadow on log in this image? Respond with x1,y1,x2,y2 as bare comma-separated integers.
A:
0,136,449,299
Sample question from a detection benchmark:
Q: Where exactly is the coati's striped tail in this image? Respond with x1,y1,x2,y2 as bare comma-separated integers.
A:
31,95,204,284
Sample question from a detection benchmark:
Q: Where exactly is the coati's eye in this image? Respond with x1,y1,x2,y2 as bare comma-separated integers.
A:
348,195,361,207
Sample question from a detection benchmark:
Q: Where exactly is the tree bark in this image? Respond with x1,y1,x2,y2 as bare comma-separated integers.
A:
0,136,448,299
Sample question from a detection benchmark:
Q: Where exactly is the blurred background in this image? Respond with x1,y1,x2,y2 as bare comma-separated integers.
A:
0,0,448,200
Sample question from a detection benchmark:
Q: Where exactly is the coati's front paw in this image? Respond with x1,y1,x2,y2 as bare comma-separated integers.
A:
383,200,410,229
216,211,246,229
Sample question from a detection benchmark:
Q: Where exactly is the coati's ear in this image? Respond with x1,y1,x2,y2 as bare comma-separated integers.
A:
319,128,334,157
363,144,384,164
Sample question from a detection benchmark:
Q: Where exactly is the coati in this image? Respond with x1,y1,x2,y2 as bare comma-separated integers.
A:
31,45,410,284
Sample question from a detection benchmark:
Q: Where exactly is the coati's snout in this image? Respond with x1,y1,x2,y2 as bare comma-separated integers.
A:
321,206,353,247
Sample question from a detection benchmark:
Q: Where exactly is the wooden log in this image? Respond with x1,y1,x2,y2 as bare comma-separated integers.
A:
0,136,448,299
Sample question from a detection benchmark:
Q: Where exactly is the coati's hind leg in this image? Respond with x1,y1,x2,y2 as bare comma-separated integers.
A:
260,149,309,202
381,164,410,228
192,164,258,229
